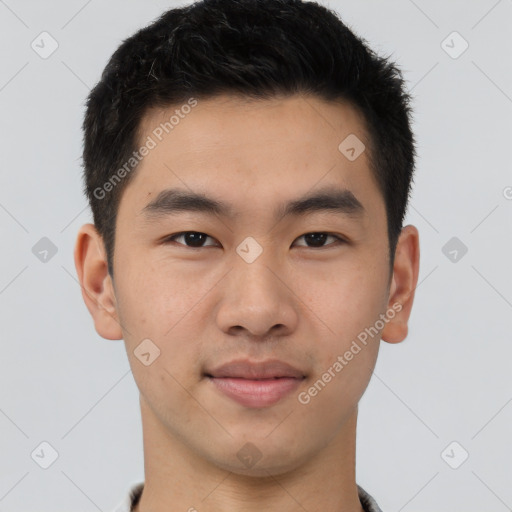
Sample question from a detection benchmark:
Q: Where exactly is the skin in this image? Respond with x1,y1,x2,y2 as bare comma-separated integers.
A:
75,93,419,512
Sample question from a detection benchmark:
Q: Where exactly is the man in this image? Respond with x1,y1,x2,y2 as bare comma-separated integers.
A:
74,0,420,510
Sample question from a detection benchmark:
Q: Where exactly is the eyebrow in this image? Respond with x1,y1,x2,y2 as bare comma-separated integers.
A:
140,186,365,223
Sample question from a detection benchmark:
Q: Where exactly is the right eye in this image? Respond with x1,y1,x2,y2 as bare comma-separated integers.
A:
162,231,220,248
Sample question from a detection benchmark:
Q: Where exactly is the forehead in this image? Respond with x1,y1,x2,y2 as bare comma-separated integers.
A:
139,93,369,160
119,93,383,225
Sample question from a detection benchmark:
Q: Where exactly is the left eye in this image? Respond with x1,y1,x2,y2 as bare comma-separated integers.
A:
163,231,345,248
293,233,345,248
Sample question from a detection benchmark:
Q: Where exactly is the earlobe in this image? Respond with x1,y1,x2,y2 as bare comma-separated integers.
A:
381,224,420,344
74,223,123,340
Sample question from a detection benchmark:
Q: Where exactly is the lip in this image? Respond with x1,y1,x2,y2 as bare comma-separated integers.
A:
206,359,306,379
205,359,306,408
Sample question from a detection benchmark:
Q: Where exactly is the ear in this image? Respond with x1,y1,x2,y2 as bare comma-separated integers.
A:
74,223,123,340
381,224,420,344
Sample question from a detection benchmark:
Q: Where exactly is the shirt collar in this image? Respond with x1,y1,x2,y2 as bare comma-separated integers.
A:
115,481,383,512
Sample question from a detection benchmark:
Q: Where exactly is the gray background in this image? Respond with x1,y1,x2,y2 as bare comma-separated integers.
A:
1,0,511,510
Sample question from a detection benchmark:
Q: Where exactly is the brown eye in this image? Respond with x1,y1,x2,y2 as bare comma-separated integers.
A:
293,232,346,248
164,232,218,248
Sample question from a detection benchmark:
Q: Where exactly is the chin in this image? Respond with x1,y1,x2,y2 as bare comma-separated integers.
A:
202,439,312,478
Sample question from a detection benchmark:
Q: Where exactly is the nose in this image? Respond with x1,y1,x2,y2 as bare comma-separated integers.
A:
215,255,299,340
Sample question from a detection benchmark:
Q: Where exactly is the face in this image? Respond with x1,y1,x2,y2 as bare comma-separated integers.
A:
77,93,416,476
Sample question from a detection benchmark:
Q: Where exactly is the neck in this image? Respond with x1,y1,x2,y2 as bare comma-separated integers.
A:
134,396,365,512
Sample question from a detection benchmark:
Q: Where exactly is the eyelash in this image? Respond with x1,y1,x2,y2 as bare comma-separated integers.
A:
162,231,348,249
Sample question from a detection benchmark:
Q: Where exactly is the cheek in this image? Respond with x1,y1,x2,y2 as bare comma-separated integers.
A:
299,355,375,440
115,251,206,337
114,255,214,387
293,260,386,401
117,269,203,419
297,275,382,427
294,260,387,342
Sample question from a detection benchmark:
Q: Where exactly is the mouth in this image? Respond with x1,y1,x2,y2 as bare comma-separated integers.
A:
204,359,306,408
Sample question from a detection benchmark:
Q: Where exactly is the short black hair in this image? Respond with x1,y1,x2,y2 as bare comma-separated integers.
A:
82,0,416,279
